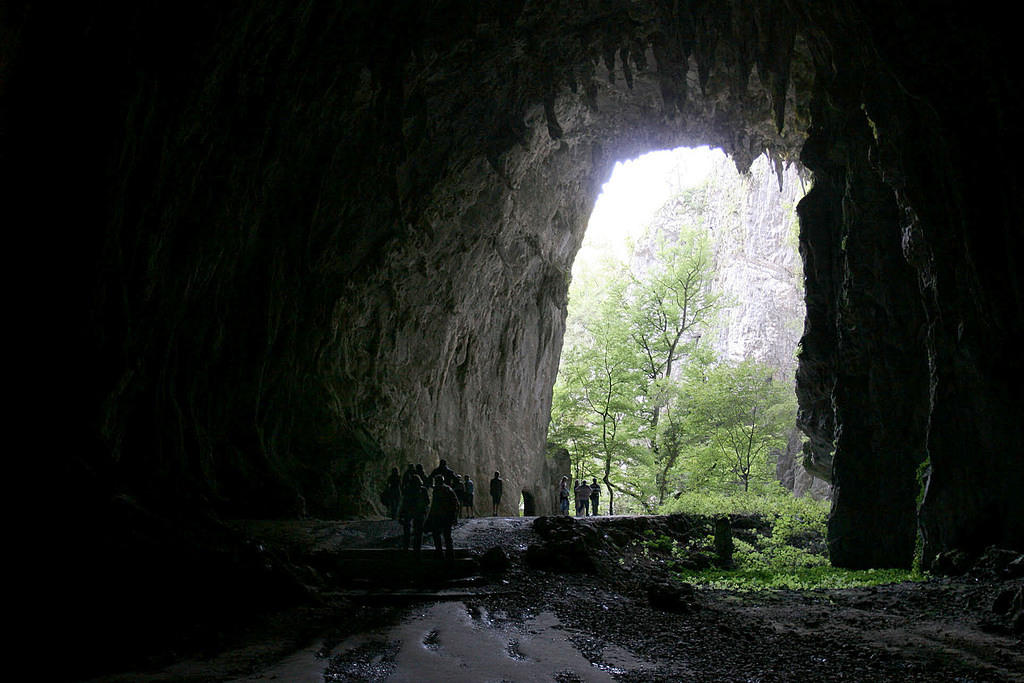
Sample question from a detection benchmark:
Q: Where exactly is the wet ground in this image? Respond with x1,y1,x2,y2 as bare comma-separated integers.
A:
91,516,1023,682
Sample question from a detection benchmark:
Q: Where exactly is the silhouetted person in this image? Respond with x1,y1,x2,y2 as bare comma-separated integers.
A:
415,463,427,484
427,478,460,562
384,467,401,519
490,471,503,516
463,476,476,517
399,474,429,554
452,474,466,511
590,478,600,515
558,476,570,516
578,480,592,516
400,463,416,489
429,458,456,487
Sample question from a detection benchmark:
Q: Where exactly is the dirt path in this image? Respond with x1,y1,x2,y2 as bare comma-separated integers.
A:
91,515,1024,682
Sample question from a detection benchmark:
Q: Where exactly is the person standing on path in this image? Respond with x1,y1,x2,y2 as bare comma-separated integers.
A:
590,477,601,515
489,471,503,516
400,463,416,489
464,476,476,517
427,477,461,562
578,479,592,516
559,476,570,516
428,458,456,487
398,474,429,555
383,467,402,520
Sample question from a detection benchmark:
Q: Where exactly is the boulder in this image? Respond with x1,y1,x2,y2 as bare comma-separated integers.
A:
646,580,696,613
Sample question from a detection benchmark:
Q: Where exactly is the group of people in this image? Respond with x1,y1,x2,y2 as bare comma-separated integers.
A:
381,461,504,560
558,476,601,516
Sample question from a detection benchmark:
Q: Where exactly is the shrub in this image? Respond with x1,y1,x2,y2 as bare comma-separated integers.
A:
661,489,928,590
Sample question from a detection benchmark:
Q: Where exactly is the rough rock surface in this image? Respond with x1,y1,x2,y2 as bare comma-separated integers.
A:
91,517,1024,682
637,153,829,498
7,2,1023,667
17,1,809,523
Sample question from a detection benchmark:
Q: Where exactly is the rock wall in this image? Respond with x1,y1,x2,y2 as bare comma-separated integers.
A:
709,158,831,500
635,154,830,498
8,1,1021,571
791,3,1023,566
707,158,804,370
12,1,805,522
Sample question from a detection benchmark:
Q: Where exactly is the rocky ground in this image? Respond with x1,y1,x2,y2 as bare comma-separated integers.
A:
88,515,1023,682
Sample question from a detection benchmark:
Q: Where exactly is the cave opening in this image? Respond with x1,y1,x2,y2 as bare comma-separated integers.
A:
521,489,536,516
551,144,817,514
11,2,1023,678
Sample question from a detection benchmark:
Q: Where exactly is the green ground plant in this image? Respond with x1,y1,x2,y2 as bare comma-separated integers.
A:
662,490,928,590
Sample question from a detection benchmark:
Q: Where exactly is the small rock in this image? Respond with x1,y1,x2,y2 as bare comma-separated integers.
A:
479,546,510,573
993,585,1023,614
673,552,715,571
646,580,696,613
932,549,972,576
972,546,1023,578
1003,553,1024,579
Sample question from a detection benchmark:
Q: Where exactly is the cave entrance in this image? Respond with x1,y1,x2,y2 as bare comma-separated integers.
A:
521,490,536,516
549,145,816,514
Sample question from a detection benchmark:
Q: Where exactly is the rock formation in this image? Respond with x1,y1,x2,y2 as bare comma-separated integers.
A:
8,0,1022,631
632,153,830,498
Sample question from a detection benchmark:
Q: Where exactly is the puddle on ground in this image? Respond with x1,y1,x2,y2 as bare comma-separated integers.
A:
381,602,646,682
236,601,650,681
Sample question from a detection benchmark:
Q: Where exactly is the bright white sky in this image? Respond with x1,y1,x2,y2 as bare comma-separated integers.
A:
577,145,725,272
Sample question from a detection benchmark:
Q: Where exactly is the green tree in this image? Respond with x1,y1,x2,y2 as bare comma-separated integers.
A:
683,360,796,493
625,229,722,504
553,284,646,514
551,255,666,514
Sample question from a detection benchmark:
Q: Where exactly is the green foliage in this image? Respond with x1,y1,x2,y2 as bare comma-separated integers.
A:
549,262,650,512
641,531,675,554
551,153,805,516
661,491,928,590
660,488,826,518
682,360,796,492
675,566,926,591
552,226,724,514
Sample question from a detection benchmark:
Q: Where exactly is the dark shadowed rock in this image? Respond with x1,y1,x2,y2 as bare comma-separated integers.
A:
713,517,734,569
9,2,1024,676
933,549,974,576
479,546,510,573
526,516,603,573
972,547,1024,580
992,586,1022,616
935,546,1024,578
647,580,696,613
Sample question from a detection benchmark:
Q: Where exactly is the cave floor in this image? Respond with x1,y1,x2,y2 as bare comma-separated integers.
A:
93,516,1023,682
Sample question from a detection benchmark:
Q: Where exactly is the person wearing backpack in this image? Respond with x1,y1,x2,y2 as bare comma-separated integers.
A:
578,479,592,516
427,477,461,561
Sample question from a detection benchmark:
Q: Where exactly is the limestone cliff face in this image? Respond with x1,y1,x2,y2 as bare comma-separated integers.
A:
707,159,832,500
638,154,829,498
705,159,803,370
11,1,1021,567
